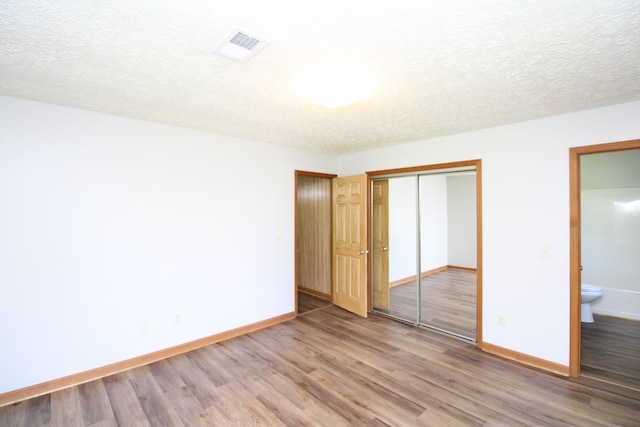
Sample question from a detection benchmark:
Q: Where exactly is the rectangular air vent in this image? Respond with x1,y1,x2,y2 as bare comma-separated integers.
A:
214,28,268,63
229,32,261,50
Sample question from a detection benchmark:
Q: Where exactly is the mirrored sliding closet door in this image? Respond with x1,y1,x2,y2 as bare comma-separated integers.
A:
371,165,478,342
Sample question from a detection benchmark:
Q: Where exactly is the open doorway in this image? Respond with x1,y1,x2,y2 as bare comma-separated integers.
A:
569,139,640,389
295,171,335,315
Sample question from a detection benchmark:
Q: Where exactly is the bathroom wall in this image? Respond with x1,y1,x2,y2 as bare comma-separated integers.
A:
581,149,640,320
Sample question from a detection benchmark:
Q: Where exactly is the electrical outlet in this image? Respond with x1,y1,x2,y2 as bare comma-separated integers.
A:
175,313,181,325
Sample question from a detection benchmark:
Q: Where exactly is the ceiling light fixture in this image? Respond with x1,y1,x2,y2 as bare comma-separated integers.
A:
295,61,374,109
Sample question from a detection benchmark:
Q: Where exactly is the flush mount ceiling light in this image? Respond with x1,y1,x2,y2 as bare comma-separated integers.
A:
213,28,269,63
295,62,374,109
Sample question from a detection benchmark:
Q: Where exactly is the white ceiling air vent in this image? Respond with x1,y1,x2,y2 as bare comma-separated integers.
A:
213,28,269,63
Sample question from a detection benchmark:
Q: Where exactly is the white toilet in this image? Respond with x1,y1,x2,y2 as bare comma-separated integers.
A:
581,283,603,323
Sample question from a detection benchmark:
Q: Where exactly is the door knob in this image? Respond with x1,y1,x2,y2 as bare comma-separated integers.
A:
358,250,369,255
382,247,388,251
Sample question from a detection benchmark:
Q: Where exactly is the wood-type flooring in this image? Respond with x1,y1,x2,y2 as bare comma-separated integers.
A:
376,268,477,340
297,291,331,315
1,301,639,426
581,314,640,392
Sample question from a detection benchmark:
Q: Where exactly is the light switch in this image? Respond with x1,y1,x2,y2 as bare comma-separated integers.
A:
540,245,550,258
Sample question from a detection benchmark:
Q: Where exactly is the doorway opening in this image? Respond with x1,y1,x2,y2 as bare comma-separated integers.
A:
368,160,482,344
295,171,335,315
569,139,640,390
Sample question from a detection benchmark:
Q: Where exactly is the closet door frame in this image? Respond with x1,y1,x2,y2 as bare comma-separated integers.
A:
367,159,483,345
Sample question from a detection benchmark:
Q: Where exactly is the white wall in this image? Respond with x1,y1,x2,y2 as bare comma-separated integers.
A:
581,150,640,319
2,96,639,393
419,175,448,271
0,96,337,394
447,174,477,269
338,100,640,366
387,175,450,282
388,177,418,281
387,173,476,281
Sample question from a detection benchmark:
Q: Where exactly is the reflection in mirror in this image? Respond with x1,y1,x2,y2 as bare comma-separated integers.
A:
372,176,418,323
371,167,477,342
419,172,477,340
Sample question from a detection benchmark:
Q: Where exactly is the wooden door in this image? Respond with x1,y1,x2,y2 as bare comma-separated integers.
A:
333,174,368,317
372,180,390,309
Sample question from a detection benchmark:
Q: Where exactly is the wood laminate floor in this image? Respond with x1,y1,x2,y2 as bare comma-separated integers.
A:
2,304,639,426
581,314,640,392
377,268,477,340
297,291,331,315
379,269,640,393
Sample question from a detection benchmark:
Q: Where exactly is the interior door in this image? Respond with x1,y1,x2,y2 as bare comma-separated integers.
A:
372,180,390,309
333,174,368,317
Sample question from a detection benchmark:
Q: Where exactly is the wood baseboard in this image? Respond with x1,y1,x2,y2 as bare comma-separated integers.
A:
478,341,570,377
446,265,477,272
298,287,330,301
389,266,446,288
0,311,296,407
389,265,477,288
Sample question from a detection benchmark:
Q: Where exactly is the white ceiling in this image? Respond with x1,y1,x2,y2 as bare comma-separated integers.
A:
2,1,640,154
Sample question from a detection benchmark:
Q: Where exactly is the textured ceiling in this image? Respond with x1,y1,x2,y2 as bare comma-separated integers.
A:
2,1,640,154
